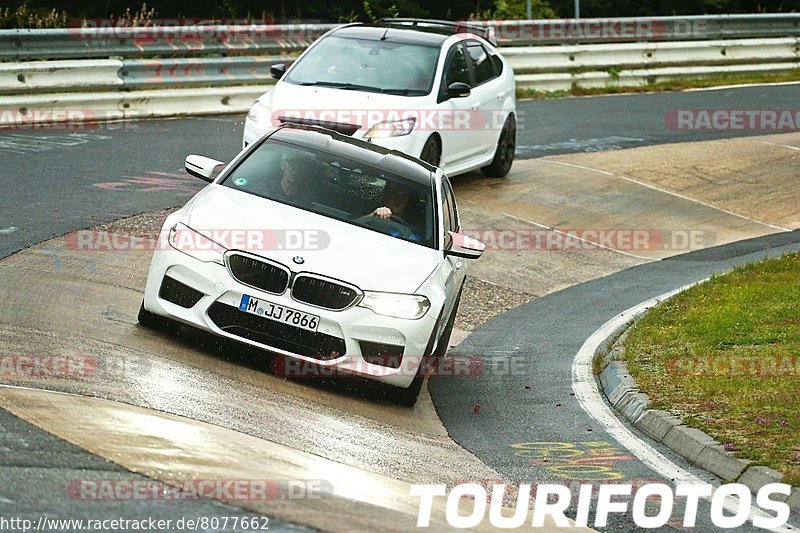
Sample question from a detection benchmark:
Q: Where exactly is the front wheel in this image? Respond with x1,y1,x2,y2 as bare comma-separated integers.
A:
386,371,426,407
137,301,174,332
482,114,516,178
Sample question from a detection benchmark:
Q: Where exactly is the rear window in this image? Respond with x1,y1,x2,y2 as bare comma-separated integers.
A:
221,139,436,248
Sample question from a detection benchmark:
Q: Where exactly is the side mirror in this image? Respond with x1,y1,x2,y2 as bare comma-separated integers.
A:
270,63,286,80
446,82,471,98
445,231,485,259
185,155,225,183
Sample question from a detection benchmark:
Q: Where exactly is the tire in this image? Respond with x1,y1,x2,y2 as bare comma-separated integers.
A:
482,114,516,178
137,301,173,331
433,288,462,360
386,291,462,407
420,135,441,168
388,370,426,407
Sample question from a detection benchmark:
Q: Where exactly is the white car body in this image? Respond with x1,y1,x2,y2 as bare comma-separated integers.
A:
243,22,516,177
140,126,484,405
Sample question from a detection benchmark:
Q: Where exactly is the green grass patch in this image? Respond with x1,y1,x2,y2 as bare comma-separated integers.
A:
623,253,800,484
516,70,800,100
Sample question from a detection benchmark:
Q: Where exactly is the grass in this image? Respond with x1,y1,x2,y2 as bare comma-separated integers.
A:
622,253,800,484
516,70,800,100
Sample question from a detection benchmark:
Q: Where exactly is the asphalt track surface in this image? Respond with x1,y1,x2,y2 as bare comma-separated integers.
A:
2,83,798,260
1,84,798,531
0,410,309,532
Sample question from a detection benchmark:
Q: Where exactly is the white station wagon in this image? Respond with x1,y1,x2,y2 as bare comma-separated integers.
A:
244,18,517,178
139,125,485,405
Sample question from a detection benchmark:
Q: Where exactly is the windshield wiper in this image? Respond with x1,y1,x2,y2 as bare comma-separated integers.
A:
381,88,427,96
298,81,384,93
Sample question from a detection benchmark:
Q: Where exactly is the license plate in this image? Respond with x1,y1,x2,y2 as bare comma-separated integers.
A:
239,294,320,332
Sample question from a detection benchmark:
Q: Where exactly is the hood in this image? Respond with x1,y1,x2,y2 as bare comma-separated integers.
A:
263,83,432,131
186,185,439,294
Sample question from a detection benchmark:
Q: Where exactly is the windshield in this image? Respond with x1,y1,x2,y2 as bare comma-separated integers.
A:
284,36,439,95
221,139,436,248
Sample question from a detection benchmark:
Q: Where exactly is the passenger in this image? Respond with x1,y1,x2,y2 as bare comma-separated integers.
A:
270,154,319,204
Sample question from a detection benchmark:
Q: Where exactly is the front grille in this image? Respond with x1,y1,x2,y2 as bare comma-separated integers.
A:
227,253,289,294
359,341,405,369
292,275,359,310
159,276,204,308
278,116,360,136
207,302,346,360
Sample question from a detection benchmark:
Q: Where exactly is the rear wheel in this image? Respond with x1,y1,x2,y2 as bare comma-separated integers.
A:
420,135,441,168
482,114,516,177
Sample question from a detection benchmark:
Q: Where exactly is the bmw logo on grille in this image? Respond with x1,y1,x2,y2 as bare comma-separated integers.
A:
293,256,305,265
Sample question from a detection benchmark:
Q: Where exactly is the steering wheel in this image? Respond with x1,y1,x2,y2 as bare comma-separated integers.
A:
356,214,414,238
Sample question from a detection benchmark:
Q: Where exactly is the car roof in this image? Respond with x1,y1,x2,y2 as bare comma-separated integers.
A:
331,24,449,47
267,125,437,186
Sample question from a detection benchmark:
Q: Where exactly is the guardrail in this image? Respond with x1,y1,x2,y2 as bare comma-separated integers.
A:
1,15,799,59
0,24,337,61
0,15,798,125
477,14,800,46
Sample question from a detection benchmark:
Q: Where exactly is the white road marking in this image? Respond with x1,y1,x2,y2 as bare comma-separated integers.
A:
684,81,800,92
572,285,794,532
540,159,791,232
753,140,800,152
516,136,645,155
0,227,18,235
0,133,110,154
496,208,656,261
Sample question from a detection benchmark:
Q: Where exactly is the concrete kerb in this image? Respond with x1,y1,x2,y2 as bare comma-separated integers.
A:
592,294,799,516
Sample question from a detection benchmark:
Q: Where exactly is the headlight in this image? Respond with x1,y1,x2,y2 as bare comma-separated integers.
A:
363,118,416,139
167,223,226,265
359,292,430,320
246,99,272,126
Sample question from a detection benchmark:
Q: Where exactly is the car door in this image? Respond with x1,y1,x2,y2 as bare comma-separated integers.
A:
436,42,480,168
438,176,465,334
464,40,506,158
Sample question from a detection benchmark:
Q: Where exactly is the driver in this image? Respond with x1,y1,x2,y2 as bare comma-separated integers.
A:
268,154,319,205
369,181,424,242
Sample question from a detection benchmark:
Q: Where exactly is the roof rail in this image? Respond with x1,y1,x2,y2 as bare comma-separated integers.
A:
375,18,497,46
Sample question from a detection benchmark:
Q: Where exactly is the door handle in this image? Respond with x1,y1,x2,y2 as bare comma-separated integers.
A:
456,261,463,270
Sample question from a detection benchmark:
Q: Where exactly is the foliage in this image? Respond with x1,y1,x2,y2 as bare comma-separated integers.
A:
0,0,794,28
0,3,68,28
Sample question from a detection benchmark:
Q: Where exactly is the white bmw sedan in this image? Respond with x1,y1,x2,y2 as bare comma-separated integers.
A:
139,125,484,405
243,19,517,178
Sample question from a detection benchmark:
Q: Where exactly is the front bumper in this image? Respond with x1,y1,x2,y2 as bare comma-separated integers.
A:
143,246,438,388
